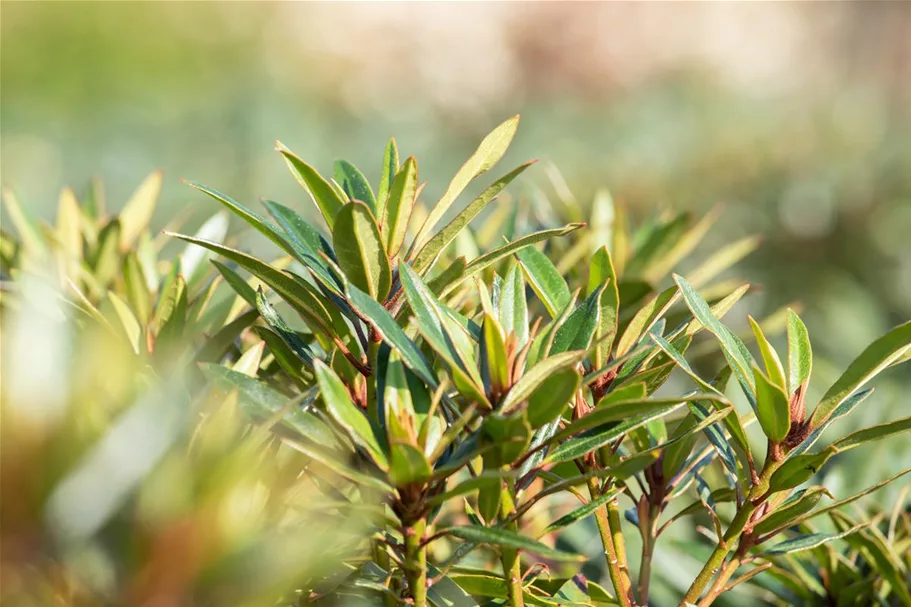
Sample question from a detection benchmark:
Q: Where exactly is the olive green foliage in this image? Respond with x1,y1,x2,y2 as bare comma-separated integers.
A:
2,117,909,607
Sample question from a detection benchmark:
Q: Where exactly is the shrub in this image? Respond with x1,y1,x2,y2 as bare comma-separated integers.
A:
2,116,909,606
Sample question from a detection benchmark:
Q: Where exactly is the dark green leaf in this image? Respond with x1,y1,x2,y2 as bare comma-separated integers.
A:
754,363,791,443
332,201,392,301
526,369,581,429
334,159,377,210
787,310,812,395
413,115,520,250
446,525,584,562
517,245,570,318
277,143,347,229
314,360,388,469
809,320,911,427
760,524,867,556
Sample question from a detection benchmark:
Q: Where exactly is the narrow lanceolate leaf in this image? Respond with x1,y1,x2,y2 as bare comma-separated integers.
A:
588,246,619,367
788,466,911,528
255,289,315,368
108,291,142,354
789,388,874,458
346,284,436,386
832,416,911,452
768,448,837,493
674,273,756,394
809,320,911,428
754,364,791,443
499,264,529,348
277,143,347,229
446,525,583,562
411,161,535,274
182,181,326,280
119,171,161,249
499,351,585,415
453,223,584,289
787,310,812,395
200,364,335,448
212,260,257,308
526,369,580,429
388,443,432,486
481,313,509,395
615,286,680,357
517,245,570,318
168,234,335,337
381,156,417,258
552,394,724,444
754,487,830,536
550,283,604,355
332,201,392,300
545,405,686,464
262,200,338,285
314,360,388,469
123,253,151,325
749,316,786,389
541,488,622,536
399,263,485,403
759,524,867,556
376,137,399,214
334,159,376,210
413,115,520,251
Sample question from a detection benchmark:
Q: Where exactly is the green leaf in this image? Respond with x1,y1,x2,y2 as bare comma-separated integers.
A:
481,313,509,396
787,466,911,528
749,315,786,390
334,159,377,210
332,201,392,300
277,143,347,229
446,525,584,562
768,448,837,493
760,524,867,556
122,252,151,325
687,235,761,288
526,369,581,429
500,351,585,415
517,245,571,318
789,388,874,458
413,115,520,250
168,234,336,338
399,263,485,403
389,442,432,486
552,393,724,444
754,486,830,536
376,137,399,214
674,273,756,394
615,286,679,357
809,320,911,427
588,246,619,367
832,415,911,452
119,171,161,249
200,364,336,448
453,223,583,290
314,360,388,469
545,404,687,464
754,364,791,443
550,284,605,355
499,264,529,348
542,488,622,535
411,161,535,274
787,310,812,395
212,260,257,308
480,412,532,467
346,284,436,386
255,288,314,369
108,291,142,354
262,200,339,286
381,156,418,258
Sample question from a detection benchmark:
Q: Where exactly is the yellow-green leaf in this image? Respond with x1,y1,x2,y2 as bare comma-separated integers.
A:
332,201,391,301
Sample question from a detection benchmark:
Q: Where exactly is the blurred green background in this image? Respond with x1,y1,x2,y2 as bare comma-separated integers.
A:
2,2,910,604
